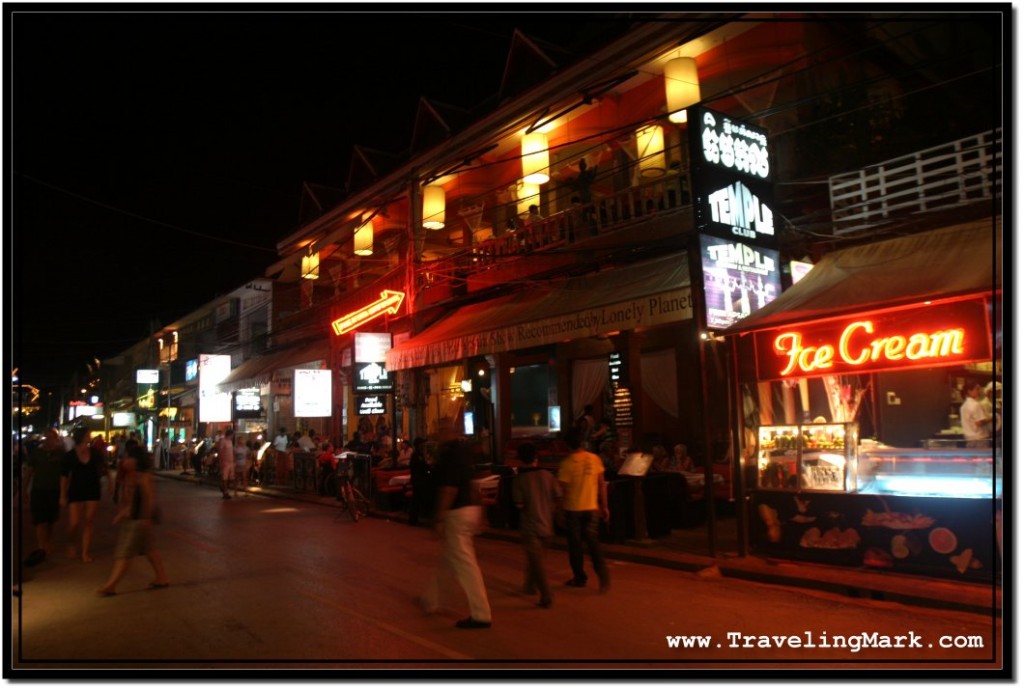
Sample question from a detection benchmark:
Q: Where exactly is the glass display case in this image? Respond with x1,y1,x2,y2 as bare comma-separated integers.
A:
756,423,858,492
857,447,1001,499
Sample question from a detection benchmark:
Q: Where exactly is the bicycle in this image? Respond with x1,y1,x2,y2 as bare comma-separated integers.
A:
331,457,371,522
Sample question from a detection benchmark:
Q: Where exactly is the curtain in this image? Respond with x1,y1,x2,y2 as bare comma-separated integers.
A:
572,358,608,420
640,349,679,418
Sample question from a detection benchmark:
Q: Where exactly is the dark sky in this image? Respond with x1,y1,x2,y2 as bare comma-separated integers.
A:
8,7,634,390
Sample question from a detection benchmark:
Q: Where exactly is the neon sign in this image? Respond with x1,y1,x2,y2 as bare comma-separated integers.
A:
330,290,405,336
774,322,965,376
754,300,992,380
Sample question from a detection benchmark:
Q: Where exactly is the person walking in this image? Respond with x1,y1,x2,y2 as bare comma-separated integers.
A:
511,443,561,608
97,445,168,596
216,429,236,499
22,428,64,566
60,427,113,563
421,438,492,629
558,429,610,592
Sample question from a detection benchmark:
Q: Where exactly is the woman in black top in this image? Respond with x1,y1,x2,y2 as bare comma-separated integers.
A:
60,427,112,562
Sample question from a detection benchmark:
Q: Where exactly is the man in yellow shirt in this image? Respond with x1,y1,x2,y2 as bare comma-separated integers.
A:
557,429,610,591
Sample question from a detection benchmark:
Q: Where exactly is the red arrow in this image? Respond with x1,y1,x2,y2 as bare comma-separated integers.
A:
330,290,405,336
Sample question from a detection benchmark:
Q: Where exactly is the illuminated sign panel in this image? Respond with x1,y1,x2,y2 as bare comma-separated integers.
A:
234,388,262,418
185,359,199,382
294,369,332,418
353,332,393,393
136,369,160,384
754,300,992,380
198,354,232,423
700,234,781,330
356,395,386,416
690,107,777,248
330,290,405,336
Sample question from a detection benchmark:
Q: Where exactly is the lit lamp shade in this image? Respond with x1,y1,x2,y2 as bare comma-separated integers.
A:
665,57,701,124
635,124,666,178
354,216,373,256
521,131,550,185
422,185,446,230
301,251,320,280
516,182,540,216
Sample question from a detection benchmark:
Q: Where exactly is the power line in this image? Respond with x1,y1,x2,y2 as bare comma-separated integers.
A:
15,172,278,254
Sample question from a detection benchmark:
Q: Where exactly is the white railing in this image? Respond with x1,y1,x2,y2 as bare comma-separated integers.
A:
829,129,1002,235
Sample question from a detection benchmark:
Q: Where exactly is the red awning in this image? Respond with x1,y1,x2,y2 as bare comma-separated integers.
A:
387,253,692,370
721,218,1002,335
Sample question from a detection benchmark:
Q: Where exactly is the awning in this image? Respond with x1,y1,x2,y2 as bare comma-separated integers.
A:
387,253,692,370
722,219,1001,335
217,340,329,392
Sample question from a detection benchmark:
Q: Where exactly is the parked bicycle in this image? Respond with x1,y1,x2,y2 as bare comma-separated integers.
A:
330,453,371,522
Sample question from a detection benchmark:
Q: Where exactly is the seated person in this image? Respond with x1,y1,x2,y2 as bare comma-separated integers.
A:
346,430,370,455
371,435,395,468
649,445,670,473
668,443,696,473
395,439,414,468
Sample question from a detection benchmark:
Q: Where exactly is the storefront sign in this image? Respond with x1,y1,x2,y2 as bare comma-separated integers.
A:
690,107,777,248
354,332,394,393
608,352,626,386
330,290,405,336
388,288,692,371
357,395,387,416
185,359,199,382
234,388,262,418
294,369,331,418
198,354,232,423
700,234,781,330
755,300,992,380
136,369,160,384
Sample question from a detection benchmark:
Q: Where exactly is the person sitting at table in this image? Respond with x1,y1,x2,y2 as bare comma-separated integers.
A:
667,443,696,473
372,435,395,468
395,439,414,468
649,445,670,473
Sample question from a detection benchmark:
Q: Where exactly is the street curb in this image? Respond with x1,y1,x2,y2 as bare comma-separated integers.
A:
155,471,1001,617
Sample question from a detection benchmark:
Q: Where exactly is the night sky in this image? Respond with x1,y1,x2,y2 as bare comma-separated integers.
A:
8,7,634,391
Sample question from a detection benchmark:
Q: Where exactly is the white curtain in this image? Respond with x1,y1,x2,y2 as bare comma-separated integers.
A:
572,358,608,420
641,349,679,418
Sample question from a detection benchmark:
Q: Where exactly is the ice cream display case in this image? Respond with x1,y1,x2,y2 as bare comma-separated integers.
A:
750,444,1001,582
756,423,858,492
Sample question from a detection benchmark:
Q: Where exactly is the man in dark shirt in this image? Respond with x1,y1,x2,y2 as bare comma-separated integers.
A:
420,439,492,629
23,428,64,565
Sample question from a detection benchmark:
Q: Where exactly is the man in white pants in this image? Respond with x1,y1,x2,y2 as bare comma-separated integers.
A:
421,439,492,629
216,429,236,499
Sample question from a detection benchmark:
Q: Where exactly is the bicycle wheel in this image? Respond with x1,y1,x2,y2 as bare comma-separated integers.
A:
352,489,371,522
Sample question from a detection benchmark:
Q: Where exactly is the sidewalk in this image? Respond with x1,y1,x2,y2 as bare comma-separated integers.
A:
156,470,1001,617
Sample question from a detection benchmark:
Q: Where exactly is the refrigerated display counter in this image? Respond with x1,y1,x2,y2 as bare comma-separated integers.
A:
750,428,1000,582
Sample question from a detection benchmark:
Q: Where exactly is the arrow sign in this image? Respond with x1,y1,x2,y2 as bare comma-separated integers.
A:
330,290,406,336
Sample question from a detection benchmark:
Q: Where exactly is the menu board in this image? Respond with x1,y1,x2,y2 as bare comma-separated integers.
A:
613,386,634,428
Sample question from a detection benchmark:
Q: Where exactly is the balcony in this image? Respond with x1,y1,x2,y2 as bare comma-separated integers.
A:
416,169,693,306
829,129,1002,235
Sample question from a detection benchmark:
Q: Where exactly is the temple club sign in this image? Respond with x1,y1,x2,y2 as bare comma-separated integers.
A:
754,300,992,380
330,290,405,336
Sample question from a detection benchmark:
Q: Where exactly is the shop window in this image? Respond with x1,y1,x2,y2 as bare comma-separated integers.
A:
511,363,555,437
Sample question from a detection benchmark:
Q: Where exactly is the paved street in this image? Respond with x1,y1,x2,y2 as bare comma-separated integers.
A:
10,475,1003,676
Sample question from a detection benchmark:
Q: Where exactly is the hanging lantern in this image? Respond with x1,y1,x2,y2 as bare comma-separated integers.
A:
665,57,701,124
354,215,373,256
300,249,320,280
521,131,550,185
516,181,540,217
422,185,446,230
635,124,666,178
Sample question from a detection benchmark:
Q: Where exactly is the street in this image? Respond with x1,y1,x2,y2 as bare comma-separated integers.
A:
10,475,1003,676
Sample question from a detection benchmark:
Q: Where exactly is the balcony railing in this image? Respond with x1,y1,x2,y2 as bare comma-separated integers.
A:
829,129,1002,235
418,170,691,292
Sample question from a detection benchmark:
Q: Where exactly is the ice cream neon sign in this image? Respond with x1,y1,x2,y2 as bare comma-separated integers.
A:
330,290,405,336
774,321,965,376
754,299,992,380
